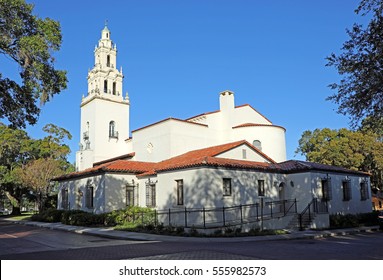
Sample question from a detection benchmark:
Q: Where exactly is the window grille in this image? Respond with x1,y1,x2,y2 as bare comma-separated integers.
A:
61,188,69,210
360,181,369,201
342,180,352,201
146,183,156,207
223,178,232,196
176,180,184,205
258,180,265,196
321,178,332,201
85,186,94,208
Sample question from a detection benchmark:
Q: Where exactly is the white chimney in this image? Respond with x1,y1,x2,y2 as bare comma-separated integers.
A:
219,90,235,112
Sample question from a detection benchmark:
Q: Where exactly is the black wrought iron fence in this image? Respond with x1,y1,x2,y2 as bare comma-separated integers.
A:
142,199,298,229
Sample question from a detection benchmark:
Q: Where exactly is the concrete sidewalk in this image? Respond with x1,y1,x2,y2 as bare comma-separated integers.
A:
3,217,380,243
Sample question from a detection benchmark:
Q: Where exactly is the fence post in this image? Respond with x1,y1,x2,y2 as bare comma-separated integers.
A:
203,207,206,229
299,214,303,231
223,206,226,227
240,204,243,224
295,198,297,213
184,207,188,228
168,208,171,226
256,203,259,220
270,201,273,218
283,200,286,216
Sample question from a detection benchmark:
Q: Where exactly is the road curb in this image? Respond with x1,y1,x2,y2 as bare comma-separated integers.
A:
2,218,380,243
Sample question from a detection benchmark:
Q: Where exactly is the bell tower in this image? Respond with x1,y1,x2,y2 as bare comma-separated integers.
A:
76,24,130,171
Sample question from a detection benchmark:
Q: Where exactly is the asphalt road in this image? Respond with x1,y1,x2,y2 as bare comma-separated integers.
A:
1,220,382,260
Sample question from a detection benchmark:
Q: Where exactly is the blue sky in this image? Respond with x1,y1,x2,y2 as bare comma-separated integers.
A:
3,0,368,163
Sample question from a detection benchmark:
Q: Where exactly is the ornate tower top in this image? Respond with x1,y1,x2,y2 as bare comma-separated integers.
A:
82,25,128,106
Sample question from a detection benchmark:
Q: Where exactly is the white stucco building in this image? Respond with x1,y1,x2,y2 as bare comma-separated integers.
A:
56,26,372,230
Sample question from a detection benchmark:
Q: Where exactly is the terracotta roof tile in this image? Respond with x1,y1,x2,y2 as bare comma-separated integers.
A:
54,143,370,181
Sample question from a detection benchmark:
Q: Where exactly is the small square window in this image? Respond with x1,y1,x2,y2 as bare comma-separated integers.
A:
223,178,232,196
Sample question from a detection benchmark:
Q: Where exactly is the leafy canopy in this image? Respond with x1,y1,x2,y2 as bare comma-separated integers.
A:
0,0,67,128
296,128,383,190
326,0,383,128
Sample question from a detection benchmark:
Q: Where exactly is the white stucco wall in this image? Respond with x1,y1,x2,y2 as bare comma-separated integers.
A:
216,143,273,162
310,172,371,214
149,167,286,210
57,174,105,213
132,119,213,162
78,97,130,169
232,125,286,162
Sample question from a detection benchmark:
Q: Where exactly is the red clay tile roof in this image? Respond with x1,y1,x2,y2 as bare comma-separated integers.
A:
277,160,370,176
93,152,135,167
53,142,370,181
53,160,157,181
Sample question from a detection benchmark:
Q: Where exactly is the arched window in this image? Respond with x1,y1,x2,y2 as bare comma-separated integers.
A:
104,80,108,93
109,121,118,138
107,55,110,67
253,140,262,151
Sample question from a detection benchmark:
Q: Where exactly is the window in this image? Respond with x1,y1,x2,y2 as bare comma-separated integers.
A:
223,178,232,196
258,180,265,196
107,55,110,67
61,188,69,210
253,140,262,151
242,149,247,159
85,186,94,208
176,180,184,205
104,80,108,93
112,82,116,95
126,184,135,206
360,181,369,201
146,182,156,207
342,180,352,201
109,121,118,138
321,178,332,201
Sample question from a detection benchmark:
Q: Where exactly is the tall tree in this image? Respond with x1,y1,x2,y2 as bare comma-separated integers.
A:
0,123,73,214
0,123,32,214
0,0,67,128
14,158,64,212
296,128,383,191
326,0,383,128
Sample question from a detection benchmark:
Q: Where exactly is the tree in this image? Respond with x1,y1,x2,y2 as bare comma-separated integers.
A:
14,158,64,212
296,128,383,191
0,123,73,214
0,123,32,214
326,0,383,128
0,0,67,128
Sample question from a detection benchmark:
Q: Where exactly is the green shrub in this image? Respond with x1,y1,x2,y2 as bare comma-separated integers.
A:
330,212,379,229
31,209,65,223
108,206,155,226
61,210,86,225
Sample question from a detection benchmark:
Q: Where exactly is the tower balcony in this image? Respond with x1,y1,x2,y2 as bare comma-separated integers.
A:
83,131,89,140
109,130,119,139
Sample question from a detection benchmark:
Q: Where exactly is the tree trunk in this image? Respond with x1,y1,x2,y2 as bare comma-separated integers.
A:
5,191,21,215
